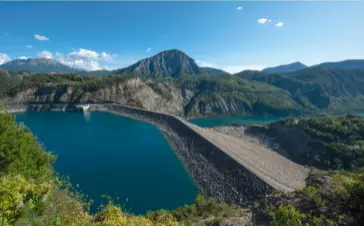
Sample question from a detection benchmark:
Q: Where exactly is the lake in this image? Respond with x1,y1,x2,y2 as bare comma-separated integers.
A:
15,111,199,214
189,115,281,127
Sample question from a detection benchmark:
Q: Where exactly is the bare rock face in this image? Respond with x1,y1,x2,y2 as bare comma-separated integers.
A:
3,76,187,115
115,49,201,78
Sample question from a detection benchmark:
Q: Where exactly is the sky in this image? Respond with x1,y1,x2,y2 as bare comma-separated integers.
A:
0,1,363,73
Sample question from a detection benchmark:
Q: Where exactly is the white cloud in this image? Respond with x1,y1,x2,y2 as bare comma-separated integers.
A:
37,50,53,59
54,48,114,71
0,53,11,64
34,34,49,41
26,45,33,49
236,6,242,10
19,56,28,60
257,18,270,24
69,48,99,60
268,19,272,23
146,48,152,53
275,22,284,27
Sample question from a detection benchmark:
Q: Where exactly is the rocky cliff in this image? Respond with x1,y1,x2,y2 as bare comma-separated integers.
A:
2,77,189,115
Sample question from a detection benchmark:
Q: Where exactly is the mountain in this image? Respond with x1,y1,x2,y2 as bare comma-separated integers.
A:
200,67,230,76
262,62,308,73
313,59,364,70
0,58,76,73
114,49,201,78
237,67,364,113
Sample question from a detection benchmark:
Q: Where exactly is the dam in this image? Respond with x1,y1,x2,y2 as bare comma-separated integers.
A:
99,103,309,205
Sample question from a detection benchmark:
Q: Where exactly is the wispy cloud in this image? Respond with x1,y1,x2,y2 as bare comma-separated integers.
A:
236,6,242,11
37,50,53,59
0,53,11,64
257,18,270,24
34,34,49,41
146,48,152,53
19,56,28,60
26,45,33,49
275,22,284,28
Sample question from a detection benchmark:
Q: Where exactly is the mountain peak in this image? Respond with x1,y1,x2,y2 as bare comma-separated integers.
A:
115,49,200,77
263,62,308,73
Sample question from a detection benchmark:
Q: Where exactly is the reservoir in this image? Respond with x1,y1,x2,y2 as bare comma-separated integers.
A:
15,111,199,214
190,115,281,127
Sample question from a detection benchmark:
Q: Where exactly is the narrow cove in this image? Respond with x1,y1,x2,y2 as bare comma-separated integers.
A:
15,111,199,214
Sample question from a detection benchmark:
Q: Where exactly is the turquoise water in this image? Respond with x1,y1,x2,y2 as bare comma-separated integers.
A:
190,113,364,128
15,111,198,214
189,115,281,127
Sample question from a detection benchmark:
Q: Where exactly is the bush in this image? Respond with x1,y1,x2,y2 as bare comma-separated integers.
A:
268,205,306,226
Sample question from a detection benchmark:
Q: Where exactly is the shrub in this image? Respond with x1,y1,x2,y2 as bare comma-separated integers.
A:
268,205,306,226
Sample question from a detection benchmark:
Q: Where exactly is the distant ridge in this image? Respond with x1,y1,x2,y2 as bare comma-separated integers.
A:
313,59,364,70
0,58,78,73
262,62,308,73
114,49,201,78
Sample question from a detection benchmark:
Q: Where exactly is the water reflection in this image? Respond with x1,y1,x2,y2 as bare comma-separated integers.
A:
83,111,91,122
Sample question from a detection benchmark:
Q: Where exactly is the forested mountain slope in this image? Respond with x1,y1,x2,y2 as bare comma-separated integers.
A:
237,67,364,114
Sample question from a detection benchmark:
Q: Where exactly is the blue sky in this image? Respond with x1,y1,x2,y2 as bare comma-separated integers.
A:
0,1,363,72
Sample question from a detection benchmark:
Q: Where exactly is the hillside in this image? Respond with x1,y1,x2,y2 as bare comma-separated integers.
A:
1,74,187,115
237,67,364,114
114,49,201,78
0,69,29,93
262,62,308,73
176,75,309,117
0,58,77,73
200,67,230,76
1,72,314,118
244,115,364,170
